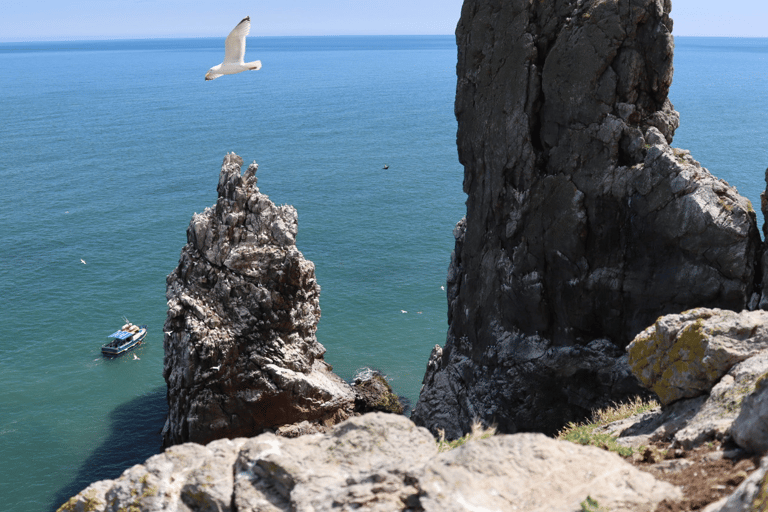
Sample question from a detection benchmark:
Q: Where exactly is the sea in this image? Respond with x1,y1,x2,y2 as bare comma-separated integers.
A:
0,35,766,512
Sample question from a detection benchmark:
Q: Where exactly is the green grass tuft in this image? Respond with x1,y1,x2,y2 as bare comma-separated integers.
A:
557,396,659,457
437,419,497,452
581,495,610,512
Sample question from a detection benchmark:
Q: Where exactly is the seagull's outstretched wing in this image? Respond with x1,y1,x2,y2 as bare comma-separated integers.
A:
223,17,251,64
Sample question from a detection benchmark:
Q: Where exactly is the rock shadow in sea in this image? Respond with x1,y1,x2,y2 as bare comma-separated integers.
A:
50,386,167,512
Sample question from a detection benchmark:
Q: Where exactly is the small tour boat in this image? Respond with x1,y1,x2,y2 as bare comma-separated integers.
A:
101,322,147,357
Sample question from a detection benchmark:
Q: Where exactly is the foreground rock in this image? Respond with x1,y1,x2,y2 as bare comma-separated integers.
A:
732,368,768,453
412,0,761,438
58,413,681,512
627,308,768,405
601,351,768,450
162,153,355,447
586,308,768,452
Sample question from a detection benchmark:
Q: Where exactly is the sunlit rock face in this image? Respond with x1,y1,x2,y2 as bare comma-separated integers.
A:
412,0,761,439
162,153,355,447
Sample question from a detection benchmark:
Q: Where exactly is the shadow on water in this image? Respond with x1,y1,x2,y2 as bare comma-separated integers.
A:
50,387,167,512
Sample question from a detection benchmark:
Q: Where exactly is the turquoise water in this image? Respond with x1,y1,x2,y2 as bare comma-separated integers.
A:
0,35,767,512
670,37,768,222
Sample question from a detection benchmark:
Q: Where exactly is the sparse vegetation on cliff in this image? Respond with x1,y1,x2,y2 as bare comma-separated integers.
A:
557,396,659,456
437,419,497,452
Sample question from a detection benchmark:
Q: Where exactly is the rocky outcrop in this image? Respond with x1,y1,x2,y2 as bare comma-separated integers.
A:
58,413,681,512
586,307,768,453
732,370,768,454
627,308,768,405
162,153,356,447
759,168,768,310
352,367,406,415
412,0,761,438
601,350,768,450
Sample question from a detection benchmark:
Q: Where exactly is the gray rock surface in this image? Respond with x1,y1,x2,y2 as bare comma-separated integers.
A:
412,0,760,438
162,153,355,447
418,432,681,512
601,351,768,450
732,362,768,453
58,413,681,512
627,308,768,405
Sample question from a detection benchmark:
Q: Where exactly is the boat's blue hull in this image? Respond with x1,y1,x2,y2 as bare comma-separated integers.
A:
101,327,147,357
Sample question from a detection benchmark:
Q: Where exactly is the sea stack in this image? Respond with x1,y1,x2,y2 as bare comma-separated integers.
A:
412,0,761,438
162,153,355,447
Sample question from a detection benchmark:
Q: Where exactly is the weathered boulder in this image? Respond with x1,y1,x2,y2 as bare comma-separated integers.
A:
627,308,768,405
672,351,768,449
412,0,760,437
58,437,247,512
418,433,681,512
162,153,355,447
58,413,681,512
732,368,768,453
351,367,405,415
602,351,768,449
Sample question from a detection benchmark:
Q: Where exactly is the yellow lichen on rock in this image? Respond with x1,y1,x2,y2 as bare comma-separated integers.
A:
655,318,708,403
627,308,768,406
56,488,104,512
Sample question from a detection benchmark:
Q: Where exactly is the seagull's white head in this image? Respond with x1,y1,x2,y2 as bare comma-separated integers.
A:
205,64,222,81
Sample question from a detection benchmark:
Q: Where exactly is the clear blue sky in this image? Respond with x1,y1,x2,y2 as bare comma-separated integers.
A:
2,0,767,42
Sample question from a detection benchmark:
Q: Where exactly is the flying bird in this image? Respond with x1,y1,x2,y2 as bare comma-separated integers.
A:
80,259,87,265
205,17,262,81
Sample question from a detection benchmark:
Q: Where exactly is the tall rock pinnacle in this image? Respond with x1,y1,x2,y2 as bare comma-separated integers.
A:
162,154,355,447
412,0,761,438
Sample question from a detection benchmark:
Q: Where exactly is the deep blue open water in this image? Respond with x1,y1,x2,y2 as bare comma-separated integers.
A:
0,35,766,512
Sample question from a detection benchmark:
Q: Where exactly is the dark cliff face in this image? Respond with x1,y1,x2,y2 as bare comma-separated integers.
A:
412,0,761,438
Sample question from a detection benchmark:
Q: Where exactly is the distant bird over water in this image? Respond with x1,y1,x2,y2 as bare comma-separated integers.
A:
205,17,262,81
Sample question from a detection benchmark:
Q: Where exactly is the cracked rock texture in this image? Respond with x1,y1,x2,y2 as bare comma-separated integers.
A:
162,153,355,447
732,362,768,454
627,308,768,405
58,413,681,512
600,349,768,450
412,0,761,438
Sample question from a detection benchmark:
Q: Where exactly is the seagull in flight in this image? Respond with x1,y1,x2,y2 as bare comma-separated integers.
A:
205,17,262,81
80,259,87,265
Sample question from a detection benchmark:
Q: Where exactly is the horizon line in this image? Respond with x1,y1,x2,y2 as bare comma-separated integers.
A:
2,33,768,45
0,33,457,44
